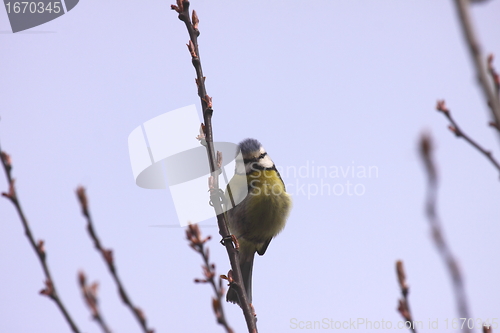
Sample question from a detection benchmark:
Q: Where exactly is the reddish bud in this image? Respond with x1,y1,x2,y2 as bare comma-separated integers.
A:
436,100,449,113
1,151,12,168
216,151,223,169
103,249,114,265
40,279,54,297
231,234,239,250
396,260,408,293
76,186,88,216
397,299,410,320
227,270,234,283
170,0,184,13
186,40,197,58
203,95,213,109
37,240,45,254
135,307,146,323
192,10,199,29
212,297,221,319
2,178,16,199
78,271,86,286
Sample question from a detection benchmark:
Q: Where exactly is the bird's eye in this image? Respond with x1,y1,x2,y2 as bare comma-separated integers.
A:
259,152,267,159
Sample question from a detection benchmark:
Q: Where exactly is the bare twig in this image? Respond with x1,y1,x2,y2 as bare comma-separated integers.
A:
436,100,500,177
186,224,234,333
419,133,472,333
453,0,500,137
171,1,257,332
75,186,154,333
78,271,112,333
487,54,500,97
0,145,81,333
395,260,417,333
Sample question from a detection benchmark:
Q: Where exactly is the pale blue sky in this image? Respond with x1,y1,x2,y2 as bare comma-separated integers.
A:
1,1,499,332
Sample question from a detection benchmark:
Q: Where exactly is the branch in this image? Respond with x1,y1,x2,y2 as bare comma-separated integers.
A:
0,145,81,333
186,224,234,333
75,187,154,333
78,271,112,333
487,54,500,98
454,0,500,138
171,1,257,331
419,133,472,333
436,100,500,177
395,260,417,333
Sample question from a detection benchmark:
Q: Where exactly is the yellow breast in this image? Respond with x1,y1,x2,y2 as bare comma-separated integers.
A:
244,169,292,241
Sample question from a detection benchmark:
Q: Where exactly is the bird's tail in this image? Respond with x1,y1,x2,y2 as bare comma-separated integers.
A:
226,252,255,306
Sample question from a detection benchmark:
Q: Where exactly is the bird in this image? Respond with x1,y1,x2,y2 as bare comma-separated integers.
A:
224,138,292,306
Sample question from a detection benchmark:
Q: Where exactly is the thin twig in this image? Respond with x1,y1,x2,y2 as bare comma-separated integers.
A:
78,271,112,333
454,0,500,137
171,1,257,332
395,260,417,333
436,100,500,177
0,145,81,333
75,186,154,333
487,54,500,98
419,133,472,333
186,224,234,333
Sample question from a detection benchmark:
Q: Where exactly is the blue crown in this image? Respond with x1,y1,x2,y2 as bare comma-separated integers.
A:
238,138,262,155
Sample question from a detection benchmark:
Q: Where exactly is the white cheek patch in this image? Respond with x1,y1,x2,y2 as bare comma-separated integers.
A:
259,154,274,168
241,146,274,173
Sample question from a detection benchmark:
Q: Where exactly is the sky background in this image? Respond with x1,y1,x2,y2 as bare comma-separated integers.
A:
1,1,499,332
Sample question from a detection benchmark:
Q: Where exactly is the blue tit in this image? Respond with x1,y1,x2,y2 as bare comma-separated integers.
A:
224,138,292,305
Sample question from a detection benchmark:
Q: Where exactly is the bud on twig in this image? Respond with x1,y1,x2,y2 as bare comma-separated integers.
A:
170,0,184,13
192,10,199,30
436,100,449,113
396,260,408,294
40,279,54,298
187,40,197,58
76,186,89,217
